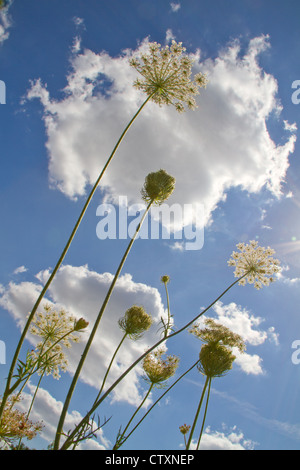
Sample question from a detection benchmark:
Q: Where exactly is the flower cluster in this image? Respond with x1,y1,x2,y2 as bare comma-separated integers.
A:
0,396,43,447
179,424,191,435
29,305,88,379
130,40,207,112
189,318,245,353
142,348,179,388
190,318,245,378
141,169,175,205
227,240,281,289
118,305,153,340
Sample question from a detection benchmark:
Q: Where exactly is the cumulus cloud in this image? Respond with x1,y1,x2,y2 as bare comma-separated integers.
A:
0,264,168,406
187,426,255,450
170,2,181,13
24,35,296,229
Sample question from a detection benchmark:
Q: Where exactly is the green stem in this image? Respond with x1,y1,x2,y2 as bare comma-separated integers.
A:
17,370,45,449
117,360,199,450
113,383,154,450
186,375,209,450
53,201,153,450
196,377,211,450
93,333,128,406
60,274,247,450
0,93,153,420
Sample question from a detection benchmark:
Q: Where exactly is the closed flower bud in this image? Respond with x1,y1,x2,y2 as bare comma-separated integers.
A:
118,305,153,340
141,169,175,206
160,275,170,284
198,343,236,378
142,348,179,388
74,317,89,331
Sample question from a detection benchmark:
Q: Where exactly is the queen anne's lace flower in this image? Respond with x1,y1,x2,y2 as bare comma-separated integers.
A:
189,318,245,353
142,348,179,388
141,169,175,205
29,305,88,379
130,40,207,112
0,395,43,447
118,305,153,340
227,240,281,289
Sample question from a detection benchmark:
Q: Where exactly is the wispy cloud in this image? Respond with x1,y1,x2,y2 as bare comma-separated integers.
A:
170,2,181,13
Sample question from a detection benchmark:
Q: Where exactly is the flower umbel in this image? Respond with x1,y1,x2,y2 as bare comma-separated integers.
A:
142,348,179,388
0,395,43,448
141,169,175,205
118,305,153,340
189,318,245,353
228,240,281,289
130,40,207,112
29,305,88,379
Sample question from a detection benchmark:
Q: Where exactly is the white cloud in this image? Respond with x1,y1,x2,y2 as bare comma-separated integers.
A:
17,383,108,449
0,2,12,45
13,265,28,275
276,264,300,285
0,264,168,406
24,35,296,231
187,426,255,450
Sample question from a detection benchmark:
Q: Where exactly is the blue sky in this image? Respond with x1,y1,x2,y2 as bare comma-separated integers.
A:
0,0,300,450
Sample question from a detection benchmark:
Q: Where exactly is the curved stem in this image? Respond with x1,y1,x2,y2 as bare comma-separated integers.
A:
186,375,209,450
0,94,153,420
113,383,154,450
196,377,211,450
54,201,153,449
60,274,247,450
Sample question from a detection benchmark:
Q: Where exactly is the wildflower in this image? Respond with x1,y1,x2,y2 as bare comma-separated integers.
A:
30,305,87,348
190,318,245,378
130,40,207,112
227,240,281,289
141,169,175,205
118,305,153,340
179,424,191,435
160,275,170,284
189,318,245,353
29,305,88,379
142,348,179,388
198,343,236,378
0,395,43,447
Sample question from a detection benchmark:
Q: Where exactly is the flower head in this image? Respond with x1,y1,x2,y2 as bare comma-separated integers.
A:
190,318,245,378
142,348,179,388
141,169,175,205
0,395,43,447
228,240,281,289
29,305,88,378
198,343,236,378
179,424,191,435
189,318,245,353
118,305,153,340
160,275,170,284
130,40,207,112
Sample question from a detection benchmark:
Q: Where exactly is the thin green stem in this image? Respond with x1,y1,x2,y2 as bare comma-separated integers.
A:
196,377,212,450
113,383,154,450
186,375,209,450
60,274,247,450
0,93,153,420
93,333,128,406
53,201,153,449
117,360,199,450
